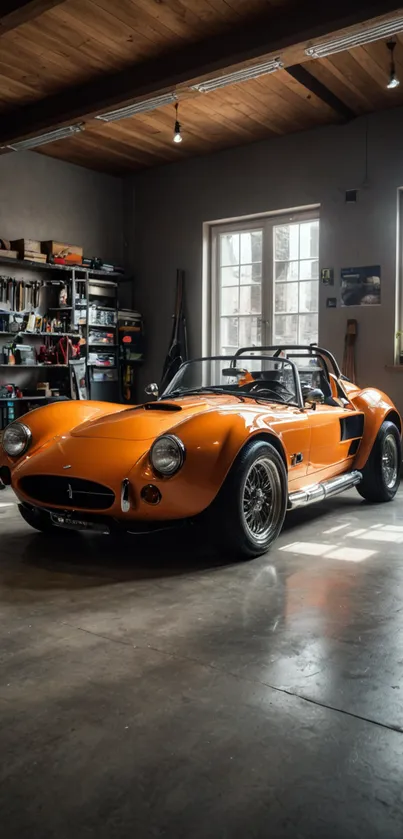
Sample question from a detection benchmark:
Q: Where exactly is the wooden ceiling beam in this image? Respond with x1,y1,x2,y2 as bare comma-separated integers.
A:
0,0,401,144
0,1,67,35
285,64,357,120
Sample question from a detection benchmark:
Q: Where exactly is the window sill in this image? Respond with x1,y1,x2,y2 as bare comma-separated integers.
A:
385,365,403,372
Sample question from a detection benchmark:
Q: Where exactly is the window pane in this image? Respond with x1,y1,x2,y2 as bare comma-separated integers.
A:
221,286,239,315
274,314,298,344
240,285,261,315
274,225,299,261
300,259,319,280
239,316,261,347
220,233,239,266
298,313,318,344
221,266,240,286
275,261,299,282
275,283,298,314
220,317,238,349
240,231,262,264
240,264,262,284
299,281,318,313
299,221,319,259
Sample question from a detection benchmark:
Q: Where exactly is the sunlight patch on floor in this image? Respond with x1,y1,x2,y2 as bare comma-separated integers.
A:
280,542,336,557
280,541,376,563
356,530,403,543
323,523,349,534
324,547,376,562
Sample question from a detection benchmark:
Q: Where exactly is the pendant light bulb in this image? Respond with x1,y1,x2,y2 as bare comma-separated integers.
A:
386,41,400,89
173,102,183,143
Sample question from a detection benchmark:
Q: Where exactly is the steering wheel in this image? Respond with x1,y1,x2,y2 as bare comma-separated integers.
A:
248,382,295,403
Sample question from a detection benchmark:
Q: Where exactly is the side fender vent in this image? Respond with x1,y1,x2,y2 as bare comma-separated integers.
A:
340,414,364,441
348,438,361,456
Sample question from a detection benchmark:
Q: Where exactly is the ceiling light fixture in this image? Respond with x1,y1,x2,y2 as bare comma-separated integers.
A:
3,124,85,151
173,102,182,144
96,93,177,122
190,57,284,93
387,40,400,89
305,15,403,58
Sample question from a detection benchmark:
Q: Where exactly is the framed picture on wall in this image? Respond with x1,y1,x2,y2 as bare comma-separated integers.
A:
340,266,381,306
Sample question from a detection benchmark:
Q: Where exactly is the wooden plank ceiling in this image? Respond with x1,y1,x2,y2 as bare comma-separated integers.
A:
0,0,403,173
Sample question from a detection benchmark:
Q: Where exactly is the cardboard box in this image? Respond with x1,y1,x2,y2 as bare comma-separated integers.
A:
41,241,83,258
24,254,48,264
11,239,41,256
0,249,18,259
37,383,51,397
23,250,47,261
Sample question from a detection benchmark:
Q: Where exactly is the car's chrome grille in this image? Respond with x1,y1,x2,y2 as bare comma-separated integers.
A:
19,475,115,511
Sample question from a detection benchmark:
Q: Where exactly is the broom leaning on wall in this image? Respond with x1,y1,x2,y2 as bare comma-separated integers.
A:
160,269,188,393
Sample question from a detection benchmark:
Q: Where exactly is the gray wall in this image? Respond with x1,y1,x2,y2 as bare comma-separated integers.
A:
130,106,403,412
0,151,124,391
0,151,124,264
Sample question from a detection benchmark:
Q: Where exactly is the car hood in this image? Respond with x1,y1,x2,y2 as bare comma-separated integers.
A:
70,398,213,441
70,395,300,441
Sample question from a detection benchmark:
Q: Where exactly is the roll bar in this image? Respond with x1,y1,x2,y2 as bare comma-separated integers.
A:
233,344,343,379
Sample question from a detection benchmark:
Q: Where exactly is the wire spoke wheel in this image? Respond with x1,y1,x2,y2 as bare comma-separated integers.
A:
241,455,283,546
382,433,399,489
357,420,401,504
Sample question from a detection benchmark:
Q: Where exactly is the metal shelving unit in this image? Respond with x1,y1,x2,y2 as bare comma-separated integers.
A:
0,396,50,401
0,261,125,425
84,271,119,402
0,253,123,279
0,332,79,338
0,364,68,368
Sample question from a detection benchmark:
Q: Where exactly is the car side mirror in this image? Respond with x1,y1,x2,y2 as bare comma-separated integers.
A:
304,388,325,408
145,382,159,398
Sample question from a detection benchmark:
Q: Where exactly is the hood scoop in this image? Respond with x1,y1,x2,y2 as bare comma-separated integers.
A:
139,402,182,412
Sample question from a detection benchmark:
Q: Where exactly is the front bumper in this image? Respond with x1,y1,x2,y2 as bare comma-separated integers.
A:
20,502,188,535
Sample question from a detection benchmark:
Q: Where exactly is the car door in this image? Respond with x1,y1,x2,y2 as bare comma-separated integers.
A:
262,407,311,486
307,403,365,480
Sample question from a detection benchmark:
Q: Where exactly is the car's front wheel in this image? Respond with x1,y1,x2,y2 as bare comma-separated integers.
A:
357,420,401,502
208,439,287,559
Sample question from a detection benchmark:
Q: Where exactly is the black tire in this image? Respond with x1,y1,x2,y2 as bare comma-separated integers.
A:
19,505,57,533
357,420,401,502
206,439,287,559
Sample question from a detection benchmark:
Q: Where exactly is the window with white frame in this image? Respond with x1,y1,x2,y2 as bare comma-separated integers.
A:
218,229,263,355
273,219,319,344
211,213,319,355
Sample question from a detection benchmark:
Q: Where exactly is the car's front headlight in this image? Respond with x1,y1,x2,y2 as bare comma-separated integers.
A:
150,435,185,477
2,422,32,458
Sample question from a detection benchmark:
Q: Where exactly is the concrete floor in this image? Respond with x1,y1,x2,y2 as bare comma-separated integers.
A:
1,488,403,838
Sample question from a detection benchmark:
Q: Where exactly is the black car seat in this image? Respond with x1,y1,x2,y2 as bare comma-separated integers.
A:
319,371,340,407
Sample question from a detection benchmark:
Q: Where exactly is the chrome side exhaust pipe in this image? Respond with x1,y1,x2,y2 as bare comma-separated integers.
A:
288,470,362,510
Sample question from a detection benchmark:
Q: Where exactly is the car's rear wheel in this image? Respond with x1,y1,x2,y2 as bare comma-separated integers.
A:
19,505,57,533
357,420,401,502
207,439,287,559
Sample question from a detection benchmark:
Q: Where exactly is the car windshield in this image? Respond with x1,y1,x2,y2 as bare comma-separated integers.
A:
162,355,300,406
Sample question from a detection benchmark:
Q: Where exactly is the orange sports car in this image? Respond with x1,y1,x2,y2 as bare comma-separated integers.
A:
0,345,401,559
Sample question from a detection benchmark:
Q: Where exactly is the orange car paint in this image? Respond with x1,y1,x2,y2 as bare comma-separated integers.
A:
1,377,400,522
